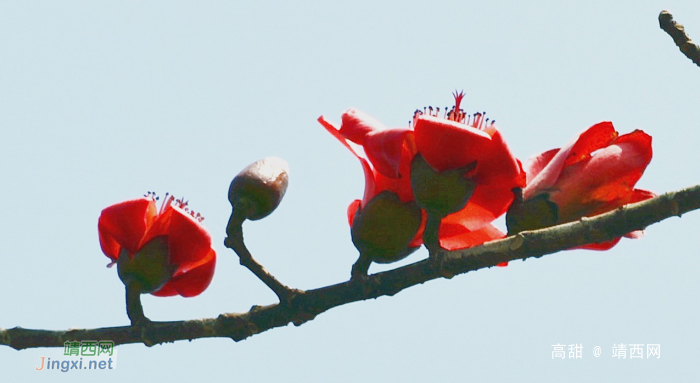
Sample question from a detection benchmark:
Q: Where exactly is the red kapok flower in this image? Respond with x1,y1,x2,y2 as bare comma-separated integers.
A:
318,92,526,261
412,91,526,251
508,121,655,250
318,110,423,264
98,193,216,297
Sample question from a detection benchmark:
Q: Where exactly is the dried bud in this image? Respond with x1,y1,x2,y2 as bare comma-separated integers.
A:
228,157,290,221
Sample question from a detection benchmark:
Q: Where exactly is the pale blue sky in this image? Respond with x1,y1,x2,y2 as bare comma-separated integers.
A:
2,1,700,381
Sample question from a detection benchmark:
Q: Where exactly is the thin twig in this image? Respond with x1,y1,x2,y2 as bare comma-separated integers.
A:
659,10,700,67
2,183,699,350
224,210,300,304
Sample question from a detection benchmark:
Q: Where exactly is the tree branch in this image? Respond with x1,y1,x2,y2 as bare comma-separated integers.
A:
224,211,301,304
2,184,699,350
659,10,700,67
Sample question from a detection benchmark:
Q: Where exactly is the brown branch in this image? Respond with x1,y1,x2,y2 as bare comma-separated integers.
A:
2,184,699,350
224,210,300,303
659,10,700,67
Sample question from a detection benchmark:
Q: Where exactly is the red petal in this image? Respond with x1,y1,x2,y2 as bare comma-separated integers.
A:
339,108,388,145
471,129,525,188
438,223,505,251
157,207,214,266
613,129,653,165
414,115,493,172
575,237,621,251
152,249,216,297
319,115,377,204
135,203,215,288
627,188,656,203
553,131,652,211
524,122,617,200
372,160,414,204
414,116,524,198
347,199,361,227
564,121,617,166
363,128,414,178
408,210,427,248
442,184,515,231
98,198,156,259
524,148,559,184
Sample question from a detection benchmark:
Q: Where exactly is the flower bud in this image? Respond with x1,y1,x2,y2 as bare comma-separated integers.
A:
228,157,290,221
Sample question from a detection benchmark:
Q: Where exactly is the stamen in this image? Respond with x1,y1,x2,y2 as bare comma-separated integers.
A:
159,193,174,215
410,91,496,131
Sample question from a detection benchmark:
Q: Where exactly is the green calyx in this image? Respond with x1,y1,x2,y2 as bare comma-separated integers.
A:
117,236,176,294
351,191,422,263
505,192,559,235
410,154,476,218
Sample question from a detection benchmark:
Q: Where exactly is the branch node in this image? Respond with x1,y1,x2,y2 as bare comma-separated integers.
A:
508,234,525,251
430,251,456,279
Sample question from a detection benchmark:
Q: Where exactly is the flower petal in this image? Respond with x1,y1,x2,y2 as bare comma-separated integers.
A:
339,108,388,145
472,129,525,188
363,128,414,178
347,199,361,227
442,184,515,231
564,121,618,166
524,148,559,184
575,237,622,251
164,207,215,266
319,115,377,204
438,223,505,251
98,197,156,259
524,122,617,200
552,130,652,213
414,115,493,172
151,248,216,297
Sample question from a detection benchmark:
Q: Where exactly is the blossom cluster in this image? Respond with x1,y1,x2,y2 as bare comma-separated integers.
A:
95,91,653,298
318,92,653,270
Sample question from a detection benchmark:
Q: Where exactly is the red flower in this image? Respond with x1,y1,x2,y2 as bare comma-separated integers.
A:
515,121,654,249
318,92,526,254
318,110,423,262
412,92,526,249
98,194,216,297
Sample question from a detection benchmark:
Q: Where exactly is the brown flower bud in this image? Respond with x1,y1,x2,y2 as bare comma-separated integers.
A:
228,157,289,221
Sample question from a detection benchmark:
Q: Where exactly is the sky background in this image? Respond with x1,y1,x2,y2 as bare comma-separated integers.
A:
2,1,700,381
